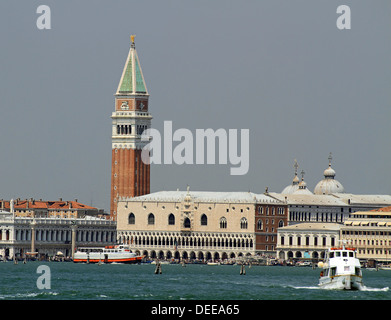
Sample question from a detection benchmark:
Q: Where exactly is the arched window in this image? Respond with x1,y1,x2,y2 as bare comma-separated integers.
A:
201,214,208,226
278,220,284,228
148,213,155,225
184,217,191,228
240,217,248,229
220,217,227,229
257,219,262,230
168,213,175,225
128,213,135,224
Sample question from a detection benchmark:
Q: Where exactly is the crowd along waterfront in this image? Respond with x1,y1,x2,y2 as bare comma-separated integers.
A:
0,261,389,300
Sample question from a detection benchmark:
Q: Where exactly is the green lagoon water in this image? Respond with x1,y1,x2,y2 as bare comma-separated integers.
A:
0,262,390,300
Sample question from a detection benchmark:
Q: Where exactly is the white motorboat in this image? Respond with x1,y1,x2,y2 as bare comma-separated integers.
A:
318,244,363,290
73,244,143,264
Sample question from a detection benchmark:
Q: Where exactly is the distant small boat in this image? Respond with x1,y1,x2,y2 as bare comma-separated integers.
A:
151,260,170,265
379,265,391,271
207,262,220,266
73,244,143,264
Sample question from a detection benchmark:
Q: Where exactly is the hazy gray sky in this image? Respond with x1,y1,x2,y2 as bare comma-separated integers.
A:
0,1,390,212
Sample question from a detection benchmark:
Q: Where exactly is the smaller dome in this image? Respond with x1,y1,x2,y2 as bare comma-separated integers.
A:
298,180,307,188
293,171,313,195
281,160,300,195
323,167,336,178
294,186,313,195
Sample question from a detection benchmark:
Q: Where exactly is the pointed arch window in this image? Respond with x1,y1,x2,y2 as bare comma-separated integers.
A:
240,217,248,229
201,214,208,226
168,213,175,225
128,213,135,225
148,213,155,225
184,217,191,228
220,217,227,229
278,220,284,228
257,219,263,230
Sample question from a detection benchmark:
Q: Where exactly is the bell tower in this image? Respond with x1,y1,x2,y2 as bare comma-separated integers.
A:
110,35,152,220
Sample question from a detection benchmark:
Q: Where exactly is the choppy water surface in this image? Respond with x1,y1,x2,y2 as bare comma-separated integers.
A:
0,262,389,300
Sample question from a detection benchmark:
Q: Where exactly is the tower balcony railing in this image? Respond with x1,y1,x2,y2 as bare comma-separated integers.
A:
112,111,151,118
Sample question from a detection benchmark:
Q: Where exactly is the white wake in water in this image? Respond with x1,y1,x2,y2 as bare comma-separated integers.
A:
359,286,389,292
0,291,59,299
290,285,389,292
291,285,320,290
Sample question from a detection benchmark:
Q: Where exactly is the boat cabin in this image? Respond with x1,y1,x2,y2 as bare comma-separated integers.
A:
76,244,131,254
322,247,362,278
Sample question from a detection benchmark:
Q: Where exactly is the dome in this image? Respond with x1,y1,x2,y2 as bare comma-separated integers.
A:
293,171,313,195
314,179,344,195
314,153,345,195
281,159,300,194
323,167,336,178
282,183,299,195
294,186,313,195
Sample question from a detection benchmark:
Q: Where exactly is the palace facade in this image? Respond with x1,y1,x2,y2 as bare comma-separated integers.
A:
117,189,288,261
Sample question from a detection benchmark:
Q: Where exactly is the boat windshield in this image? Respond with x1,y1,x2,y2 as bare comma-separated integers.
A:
331,250,356,258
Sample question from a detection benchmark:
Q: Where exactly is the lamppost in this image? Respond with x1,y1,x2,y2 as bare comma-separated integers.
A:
71,220,77,260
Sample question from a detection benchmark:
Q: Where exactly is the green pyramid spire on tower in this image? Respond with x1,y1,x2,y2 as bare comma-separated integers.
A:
116,35,148,95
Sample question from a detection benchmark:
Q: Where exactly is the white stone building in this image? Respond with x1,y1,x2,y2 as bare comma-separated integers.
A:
0,210,116,259
276,222,341,260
